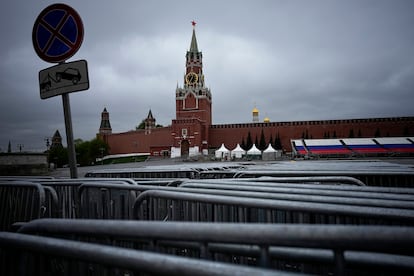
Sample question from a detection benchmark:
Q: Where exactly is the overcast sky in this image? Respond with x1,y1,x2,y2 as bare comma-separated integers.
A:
1,0,413,152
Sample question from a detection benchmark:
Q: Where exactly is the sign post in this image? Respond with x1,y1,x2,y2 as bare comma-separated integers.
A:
33,3,88,178
62,93,77,178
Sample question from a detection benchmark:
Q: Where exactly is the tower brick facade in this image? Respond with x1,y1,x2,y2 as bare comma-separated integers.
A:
172,24,212,156
145,109,156,135
99,108,112,135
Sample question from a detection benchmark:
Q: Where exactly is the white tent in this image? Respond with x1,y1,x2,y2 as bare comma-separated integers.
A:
246,144,261,159
231,144,245,159
247,144,261,155
215,143,230,159
262,144,281,161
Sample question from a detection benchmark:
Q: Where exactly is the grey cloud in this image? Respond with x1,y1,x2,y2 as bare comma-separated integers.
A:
1,0,413,151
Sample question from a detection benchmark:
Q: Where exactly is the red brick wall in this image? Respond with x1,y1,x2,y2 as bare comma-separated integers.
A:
209,117,414,152
104,117,414,155
105,126,172,154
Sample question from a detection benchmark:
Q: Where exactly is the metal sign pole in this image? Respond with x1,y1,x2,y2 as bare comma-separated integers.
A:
62,93,78,178
33,4,87,179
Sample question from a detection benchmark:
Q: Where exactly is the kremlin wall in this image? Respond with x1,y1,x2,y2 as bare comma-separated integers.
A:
98,26,414,158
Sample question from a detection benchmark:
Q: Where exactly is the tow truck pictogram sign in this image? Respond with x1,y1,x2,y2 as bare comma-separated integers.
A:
38,59,89,99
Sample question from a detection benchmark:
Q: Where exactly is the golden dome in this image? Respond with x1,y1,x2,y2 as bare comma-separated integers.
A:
263,117,270,123
252,107,259,114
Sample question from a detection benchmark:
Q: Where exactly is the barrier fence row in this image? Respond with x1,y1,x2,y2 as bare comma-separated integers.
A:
82,161,414,187
1,173,414,275
1,219,413,275
2,177,414,226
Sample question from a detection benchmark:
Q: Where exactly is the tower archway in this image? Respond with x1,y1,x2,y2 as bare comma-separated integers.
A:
181,139,190,157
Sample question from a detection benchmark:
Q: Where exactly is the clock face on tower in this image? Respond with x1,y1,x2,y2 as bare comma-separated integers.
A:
185,72,198,85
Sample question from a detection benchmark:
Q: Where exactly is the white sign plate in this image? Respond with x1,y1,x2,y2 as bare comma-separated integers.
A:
39,59,89,99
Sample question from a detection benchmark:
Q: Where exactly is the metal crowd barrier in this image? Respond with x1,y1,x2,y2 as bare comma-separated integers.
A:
10,219,414,275
232,170,414,187
176,184,414,209
82,162,414,187
35,178,138,218
236,176,367,186
77,182,414,222
38,177,139,185
3,178,414,226
40,182,83,218
79,183,138,219
85,168,201,179
0,232,282,276
178,181,414,202
133,178,186,186
199,170,239,179
0,178,140,222
133,190,414,225
235,177,414,194
0,182,46,231
2,174,414,274
0,176,55,181
42,185,59,218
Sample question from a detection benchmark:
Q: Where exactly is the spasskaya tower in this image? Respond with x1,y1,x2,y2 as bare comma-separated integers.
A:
171,21,212,157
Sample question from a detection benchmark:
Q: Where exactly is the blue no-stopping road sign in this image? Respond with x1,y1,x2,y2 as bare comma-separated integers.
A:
32,3,84,63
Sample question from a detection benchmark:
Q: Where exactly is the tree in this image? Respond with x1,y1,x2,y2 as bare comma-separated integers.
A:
241,137,246,150
48,137,109,167
49,145,68,168
136,120,145,130
274,132,282,150
259,129,266,151
268,134,274,148
76,140,91,166
89,138,109,161
76,138,109,166
245,132,253,150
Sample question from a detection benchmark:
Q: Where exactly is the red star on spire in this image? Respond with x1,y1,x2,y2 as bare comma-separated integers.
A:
191,20,196,27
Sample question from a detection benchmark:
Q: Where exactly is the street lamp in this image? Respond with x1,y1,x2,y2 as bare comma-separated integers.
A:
44,137,50,150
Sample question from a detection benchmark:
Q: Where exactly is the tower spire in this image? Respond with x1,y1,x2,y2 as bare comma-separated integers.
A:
145,109,156,134
189,21,198,52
